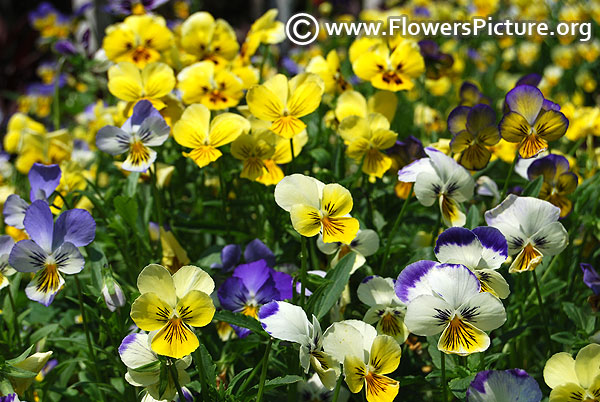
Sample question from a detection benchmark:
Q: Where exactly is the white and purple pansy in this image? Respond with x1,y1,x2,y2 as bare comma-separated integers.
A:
96,100,170,172
466,369,542,402
357,275,408,343
434,226,510,298
3,163,61,229
8,200,96,306
396,262,506,355
258,300,340,390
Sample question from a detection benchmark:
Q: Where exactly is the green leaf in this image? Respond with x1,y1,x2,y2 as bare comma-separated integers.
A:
6,345,34,365
251,375,302,391
113,195,139,229
309,148,332,166
522,176,544,197
551,331,576,345
312,253,356,319
29,323,60,344
465,205,480,229
125,172,140,198
3,364,38,378
196,341,217,389
213,310,265,334
226,368,253,395
449,375,475,400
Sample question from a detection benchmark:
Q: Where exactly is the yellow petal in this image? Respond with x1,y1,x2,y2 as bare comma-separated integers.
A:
172,265,215,297
363,149,392,178
209,113,250,147
290,204,322,238
390,41,425,78
137,264,176,305
173,104,211,148
336,90,368,122
322,216,359,244
548,383,588,402
534,110,569,142
509,243,543,273
270,116,306,139
184,146,223,168
322,183,353,217
246,85,284,122
150,318,199,358
108,62,143,102
287,81,324,118
130,292,173,331
438,317,489,355
368,91,397,123
575,344,600,389
458,144,492,170
263,74,290,106
369,335,402,375
365,372,399,402
142,62,176,99
499,112,530,143
544,352,578,389
343,354,366,394
176,290,215,328
353,51,388,82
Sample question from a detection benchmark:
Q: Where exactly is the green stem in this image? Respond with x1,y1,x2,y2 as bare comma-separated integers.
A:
567,137,585,156
7,287,22,349
150,164,164,229
194,347,210,401
441,352,448,401
74,276,104,402
500,149,520,200
259,45,270,84
430,210,442,247
288,138,295,174
168,358,187,402
532,269,553,352
256,338,273,402
300,236,308,307
380,185,412,272
331,374,343,402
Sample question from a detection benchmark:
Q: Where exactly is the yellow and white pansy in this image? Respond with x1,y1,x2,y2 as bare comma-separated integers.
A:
323,320,401,402
398,147,475,227
118,332,193,401
485,195,568,273
130,264,215,358
357,276,409,343
274,174,359,244
396,262,506,355
246,73,324,139
258,301,340,389
173,103,250,168
544,343,600,402
316,229,379,274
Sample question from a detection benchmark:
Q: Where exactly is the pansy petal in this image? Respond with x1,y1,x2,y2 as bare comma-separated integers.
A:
322,184,353,217
505,85,543,125
131,292,173,331
543,352,578,389
394,260,438,303
244,239,276,267
137,264,176,307
439,195,466,228
466,104,496,134
3,195,29,229
172,265,215,298
499,112,529,143
118,333,157,369
574,343,600,389
472,227,508,269
477,269,510,299
8,240,48,273
258,301,311,345
397,158,435,182
352,229,379,257
96,126,131,156
447,106,470,135
290,204,322,238
138,116,170,147
438,317,490,355
467,369,542,402
322,217,359,245
458,292,506,331
53,208,96,249
404,294,452,336
25,267,64,306
23,200,54,253
414,172,442,207
122,144,156,172
548,383,589,402
365,373,400,402
343,354,366,394
556,172,578,195
534,110,568,142
434,227,482,269
358,276,397,307
509,244,543,273
459,144,492,171
369,335,401,374
232,260,271,295
274,174,323,211
150,320,199,359
28,163,61,201
176,290,215,327
54,242,85,274
531,221,568,256
429,264,481,308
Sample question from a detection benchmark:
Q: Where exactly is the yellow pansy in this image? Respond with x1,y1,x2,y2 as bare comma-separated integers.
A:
173,104,250,168
180,12,239,66
335,90,397,124
256,129,308,186
103,15,174,68
306,50,352,94
107,62,175,113
177,61,244,109
246,73,324,139
274,174,359,244
353,40,425,92
544,344,600,402
230,133,275,181
339,113,398,178
245,9,285,47
130,264,215,359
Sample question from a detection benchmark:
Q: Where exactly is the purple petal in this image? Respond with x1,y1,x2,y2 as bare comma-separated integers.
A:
218,277,249,311
505,85,544,125
233,260,271,295
0,235,14,256
3,194,29,229
447,106,470,135
516,73,542,87
434,227,477,255
542,99,561,112
394,260,438,303
220,244,241,272
130,100,162,127
54,40,77,55
258,301,279,320
244,239,275,267
472,226,508,259
466,104,496,134
52,209,96,249
23,200,54,253
29,163,62,201
271,270,293,300
581,263,600,295
467,369,542,402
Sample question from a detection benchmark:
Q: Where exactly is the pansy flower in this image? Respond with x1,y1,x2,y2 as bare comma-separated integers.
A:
107,62,175,113
544,343,600,402
387,136,426,199
118,333,193,402
102,14,173,68
527,154,578,218
9,200,95,306
485,195,568,273
7,350,53,395
259,301,340,389
218,260,292,338
397,147,475,227
434,227,510,299
396,262,506,355
107,0,169,16
499,85,568,158
0,236,16,290
180,12,239,66
317,229,379,274
418,40,454,80
96,100,170,172
322,320,402,402
353,39,425,92
306,50,352,94
338,113,399,179
212,238,276,273
467,369,542,402
581,263,600,311
448,104,501,170
357,276,409,343
246,73,324,139
274,174,359,244
130,264,215,358
459,82,491,107
334,90,397,126
4,163,61,229
177,61,244,109
173,104,250,168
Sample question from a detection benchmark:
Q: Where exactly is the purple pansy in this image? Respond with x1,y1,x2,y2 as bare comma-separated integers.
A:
9,200,96,306
418,40,454,79
212,238,275,272
460,82,491,106
387,136,426,169
527,154,578,218
107,0,169,15
3,163,62,229
581,263,600,295
467,369,542,401
218,259,292,338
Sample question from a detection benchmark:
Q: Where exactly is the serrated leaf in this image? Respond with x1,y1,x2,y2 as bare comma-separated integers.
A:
196,341,217,389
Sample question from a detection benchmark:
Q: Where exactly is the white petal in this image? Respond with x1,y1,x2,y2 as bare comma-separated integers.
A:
458,292,506,331
316,235,340,255
530,221,568,256
25,270,65,306
54,243,85,274
96,126,131,156
429,264,481,309
121,147,157,172
274,174,323,211
357,276,398,307
258,301,312,346
404,294,453,336
3,195,28,229
352,229,379,257
397,158,435,182
119,333,158,369
139,116,170,147
322,320,375,364
485,195,560,238
434,227,483,269
8,239,48,273
543,352,578,389
414,172,442,207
